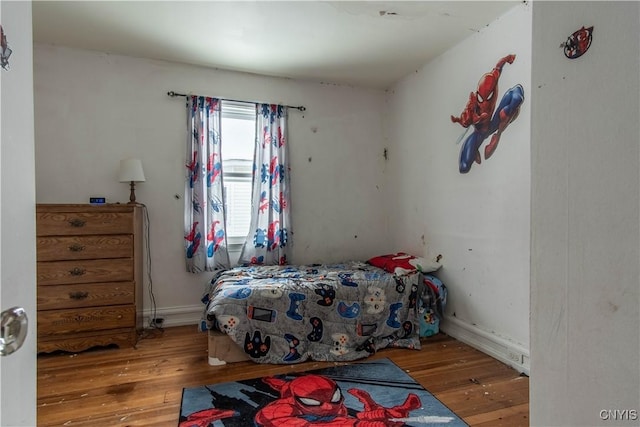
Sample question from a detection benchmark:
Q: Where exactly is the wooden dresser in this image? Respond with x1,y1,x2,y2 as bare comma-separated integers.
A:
36,204,144,353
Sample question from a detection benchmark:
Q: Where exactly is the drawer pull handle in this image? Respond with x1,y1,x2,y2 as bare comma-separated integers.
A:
69,267,86,276
68,218,86,227
69,291,89,300
68,244,85,252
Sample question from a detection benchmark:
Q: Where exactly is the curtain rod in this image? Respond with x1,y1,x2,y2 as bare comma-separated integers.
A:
167,91,306,112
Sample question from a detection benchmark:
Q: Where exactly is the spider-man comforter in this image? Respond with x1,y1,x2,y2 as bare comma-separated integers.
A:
202,261,424,364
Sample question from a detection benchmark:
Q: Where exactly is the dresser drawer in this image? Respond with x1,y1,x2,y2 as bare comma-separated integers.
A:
37,305,135,336
38,282,135,310
37,235,133,261
36,211,133,236
37,258,133,286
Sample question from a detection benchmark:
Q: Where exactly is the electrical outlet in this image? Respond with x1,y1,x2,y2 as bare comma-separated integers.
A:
507,351,521,363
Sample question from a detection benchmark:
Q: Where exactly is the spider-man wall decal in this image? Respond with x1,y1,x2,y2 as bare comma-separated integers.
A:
451,54,524,174
563,26,593,59
1,25,11,71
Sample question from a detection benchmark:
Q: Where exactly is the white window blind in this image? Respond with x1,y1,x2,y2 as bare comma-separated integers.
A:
223,172,252,242
221,100,255,245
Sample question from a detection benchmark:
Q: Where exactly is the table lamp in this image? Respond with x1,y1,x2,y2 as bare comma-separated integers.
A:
118,158,145,204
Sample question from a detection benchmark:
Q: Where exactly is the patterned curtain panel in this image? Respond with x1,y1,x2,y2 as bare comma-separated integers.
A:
184,96,230,272
238,104,291,265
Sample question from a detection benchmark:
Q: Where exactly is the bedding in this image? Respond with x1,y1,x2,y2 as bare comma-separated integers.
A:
419,274,448,337
202,261,431,364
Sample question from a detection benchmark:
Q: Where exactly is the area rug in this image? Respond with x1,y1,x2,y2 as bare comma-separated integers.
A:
179,357,467,426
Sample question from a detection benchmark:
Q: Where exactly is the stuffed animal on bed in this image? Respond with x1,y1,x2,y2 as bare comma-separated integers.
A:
367,252,442,276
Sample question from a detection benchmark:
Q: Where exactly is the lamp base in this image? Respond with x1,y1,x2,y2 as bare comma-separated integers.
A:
128,181,137,204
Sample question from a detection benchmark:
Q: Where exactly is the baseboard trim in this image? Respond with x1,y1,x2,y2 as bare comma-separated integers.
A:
141,305,531,374
142,304,202,328
440,315,530,375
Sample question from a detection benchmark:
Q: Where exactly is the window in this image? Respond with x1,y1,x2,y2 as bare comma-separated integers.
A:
221,100,255,246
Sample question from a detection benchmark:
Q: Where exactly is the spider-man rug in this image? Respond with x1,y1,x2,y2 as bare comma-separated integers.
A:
179,358,467,427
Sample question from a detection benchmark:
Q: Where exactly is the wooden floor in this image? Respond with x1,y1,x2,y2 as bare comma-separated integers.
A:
37,326,529,426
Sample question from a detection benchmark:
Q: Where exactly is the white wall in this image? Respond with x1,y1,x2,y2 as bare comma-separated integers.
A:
33,45,389,323
385,4,531,370
0,1,37,425
530,2,640,426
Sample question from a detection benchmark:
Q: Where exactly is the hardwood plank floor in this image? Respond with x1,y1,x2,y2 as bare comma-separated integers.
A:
37,326,529,426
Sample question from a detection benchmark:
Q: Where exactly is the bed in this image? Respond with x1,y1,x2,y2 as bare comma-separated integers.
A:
201,254,445,365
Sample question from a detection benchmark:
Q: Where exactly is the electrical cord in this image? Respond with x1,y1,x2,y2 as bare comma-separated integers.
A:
137,203,164,340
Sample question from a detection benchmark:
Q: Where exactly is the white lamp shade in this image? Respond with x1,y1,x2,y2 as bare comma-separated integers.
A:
119,158,146,183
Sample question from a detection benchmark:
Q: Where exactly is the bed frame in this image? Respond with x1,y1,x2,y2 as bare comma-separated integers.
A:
207,330,250,365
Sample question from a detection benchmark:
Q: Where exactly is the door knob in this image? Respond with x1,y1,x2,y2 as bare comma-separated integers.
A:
0,307,28,356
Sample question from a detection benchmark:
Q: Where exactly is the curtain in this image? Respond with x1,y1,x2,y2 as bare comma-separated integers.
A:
184,96,230,272
238,104,291,265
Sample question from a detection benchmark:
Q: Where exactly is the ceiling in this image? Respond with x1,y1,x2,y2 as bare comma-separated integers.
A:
32,1,519,90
